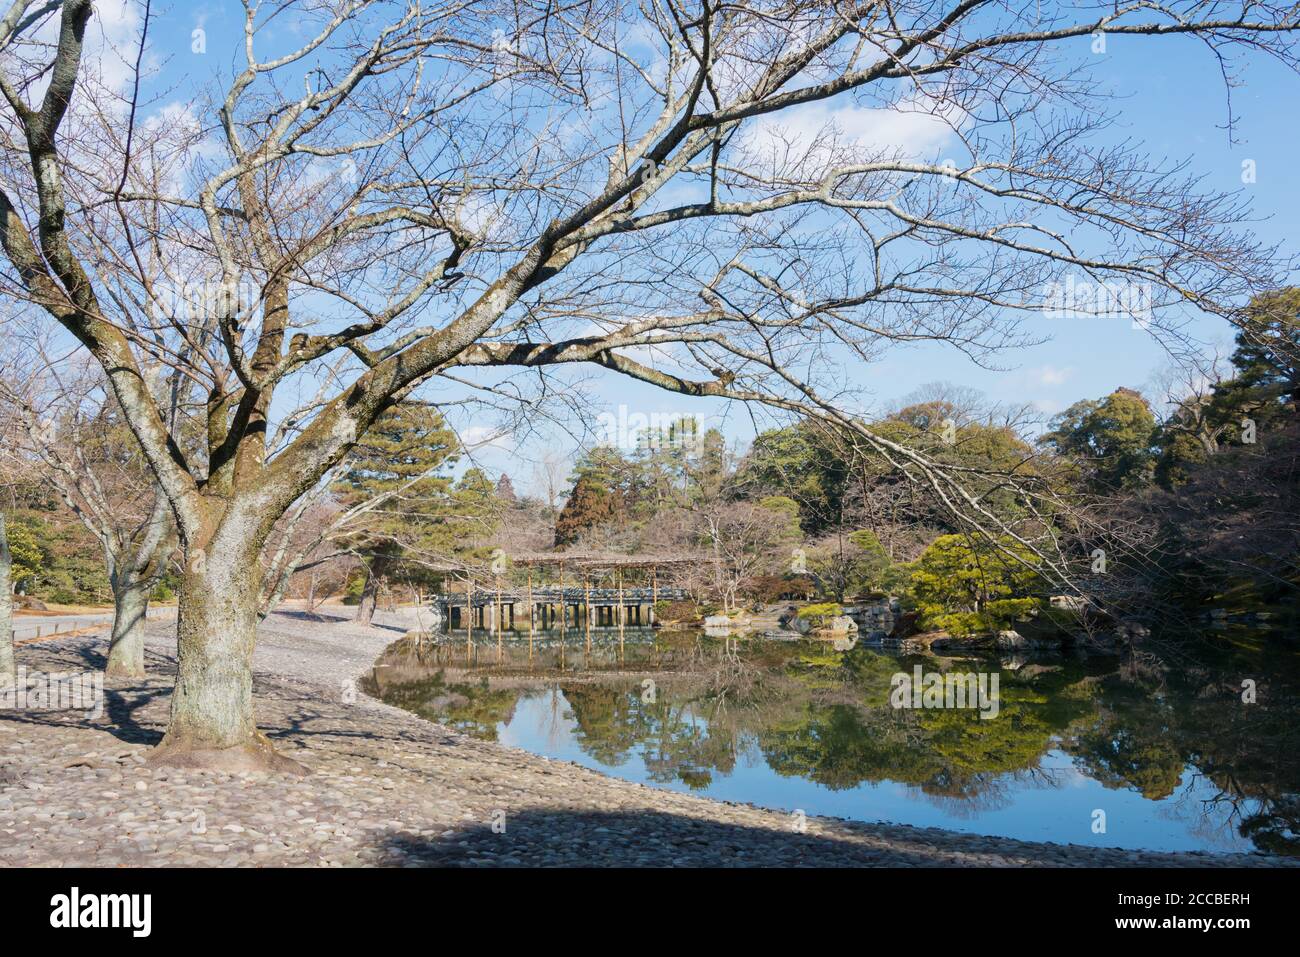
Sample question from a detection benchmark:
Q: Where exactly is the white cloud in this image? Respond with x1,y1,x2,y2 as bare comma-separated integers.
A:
1027,364,1074,387
743,96,957,177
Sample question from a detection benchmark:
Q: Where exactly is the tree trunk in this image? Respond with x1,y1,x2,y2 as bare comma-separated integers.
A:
0,515,14,684
355,574,379,624
102,494,174,678
355,557,390,625
105,572,151,679
149,535,305,774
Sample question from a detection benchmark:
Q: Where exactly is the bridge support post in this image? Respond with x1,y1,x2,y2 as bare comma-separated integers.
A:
651,567,658,627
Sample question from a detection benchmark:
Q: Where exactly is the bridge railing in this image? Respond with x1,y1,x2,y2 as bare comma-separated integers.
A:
433,587,689,605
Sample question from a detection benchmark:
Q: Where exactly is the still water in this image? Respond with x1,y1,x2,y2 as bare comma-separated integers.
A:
363,629,1300,856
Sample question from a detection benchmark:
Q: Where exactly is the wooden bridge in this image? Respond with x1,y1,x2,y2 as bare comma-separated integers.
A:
434,585,689,632
430,550,700,639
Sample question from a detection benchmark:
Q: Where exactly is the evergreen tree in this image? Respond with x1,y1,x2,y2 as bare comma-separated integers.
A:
1155,289,1299,488
553,446,631,545
1225,287,1300,412
1040,388,1157,493
334,404,459,623
555,473,621,545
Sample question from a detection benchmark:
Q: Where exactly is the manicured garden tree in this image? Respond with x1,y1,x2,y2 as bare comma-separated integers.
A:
907,534,1042,636
0,0,1295,770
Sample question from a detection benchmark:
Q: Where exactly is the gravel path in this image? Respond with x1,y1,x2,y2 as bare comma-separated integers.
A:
0,608,1290,867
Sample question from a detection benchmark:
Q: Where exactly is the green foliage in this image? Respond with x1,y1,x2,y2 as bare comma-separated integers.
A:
736,424,850,533
1155,288,1300,490
907,534,1041,635
1040,387,1157,492
334,403,495,592
0,511,108,602
2,518,42,592
1225,287,1300,413
796,602,844,619
757,494,800,522
342,571,366,604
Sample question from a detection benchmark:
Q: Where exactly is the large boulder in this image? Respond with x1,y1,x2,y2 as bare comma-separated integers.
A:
824,615,858,634
847,598,899,639
702,614,732,635
995,629,1060,651
703,614,751,636
415,604,442,633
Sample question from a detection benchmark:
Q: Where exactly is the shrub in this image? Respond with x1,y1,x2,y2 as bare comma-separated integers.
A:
909,534,1041,635
797,602,844,619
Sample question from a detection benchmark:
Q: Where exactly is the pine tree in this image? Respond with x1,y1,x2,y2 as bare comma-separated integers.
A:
554,474,620,546
1218,287,1300,422
334,404,459,623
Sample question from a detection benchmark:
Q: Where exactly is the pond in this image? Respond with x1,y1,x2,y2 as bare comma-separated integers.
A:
362,628,1300,856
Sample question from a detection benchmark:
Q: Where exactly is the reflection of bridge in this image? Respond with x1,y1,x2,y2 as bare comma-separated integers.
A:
434,585,689,632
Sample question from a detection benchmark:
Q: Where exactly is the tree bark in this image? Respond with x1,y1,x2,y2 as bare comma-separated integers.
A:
354,556,391,626
105,572,151,679
0,514,14,684
101,496,174,679
148,529,305,774
355,574,379,625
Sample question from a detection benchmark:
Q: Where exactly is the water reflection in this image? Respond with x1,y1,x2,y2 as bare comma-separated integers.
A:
361,629,1300,856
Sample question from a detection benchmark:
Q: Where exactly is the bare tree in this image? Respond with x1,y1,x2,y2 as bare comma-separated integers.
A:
0,350,175,676
696,499,799,611
1150,350,1235,457
0,0,1296,770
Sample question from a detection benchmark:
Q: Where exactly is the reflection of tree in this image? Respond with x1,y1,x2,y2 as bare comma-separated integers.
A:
1060,644,1300,856
1065,684,1185,800
760,703,920,791
369,634,1300,856
366,670,521,741
563,682,738,789
758,648,1094,797
562,684,642,766
1239,796,1300,856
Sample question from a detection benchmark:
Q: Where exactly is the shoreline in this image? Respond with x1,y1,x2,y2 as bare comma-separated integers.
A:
0,609,1291,867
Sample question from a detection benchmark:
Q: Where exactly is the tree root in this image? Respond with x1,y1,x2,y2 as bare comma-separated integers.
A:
146,731,309,776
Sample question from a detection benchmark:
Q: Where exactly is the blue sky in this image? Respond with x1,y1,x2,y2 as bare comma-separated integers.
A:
96,7,1300,492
